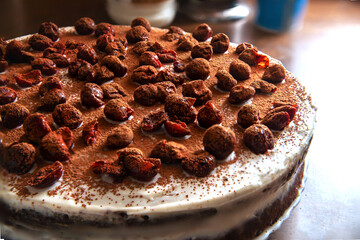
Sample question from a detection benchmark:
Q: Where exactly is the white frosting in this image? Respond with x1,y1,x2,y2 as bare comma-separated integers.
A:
0,28,317,239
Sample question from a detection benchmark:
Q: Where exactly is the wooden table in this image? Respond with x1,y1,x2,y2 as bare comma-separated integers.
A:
1,0,360,239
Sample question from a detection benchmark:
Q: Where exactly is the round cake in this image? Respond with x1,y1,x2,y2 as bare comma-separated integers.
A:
0,18,316,240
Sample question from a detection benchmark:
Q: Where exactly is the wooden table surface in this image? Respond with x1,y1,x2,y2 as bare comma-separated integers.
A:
1,0,360,239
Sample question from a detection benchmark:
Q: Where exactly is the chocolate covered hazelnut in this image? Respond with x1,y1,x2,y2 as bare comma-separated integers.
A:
215,69,237,91
229,60,251,81
81,83,104,108
104,99,134,122
193,23,213,42
131,17,151,32
39,22,59,41
23,113,52,144
75,17,95,35
164,94,197,124
132,65,157,85
106,125,133,149
77,44,98,65
29,34,53,51
262,63,286,83
0,103,29,128
46,53,69,68
150,139,189,164
203,125,236,159
191,43,213,60
237,104,260,129
126,26,149,43
134,84,159,106
181,150,215,177
31,58,57,75
185,58,210,80
243,124,274,154
228,85,255,104
52,103,83,129
197,102,222,128
95,23,115,37
182,80,212,106
211,33,229,54
101,55,127,77
250,79,277,94
239,48,257,66
177,35,198,51
1,142,36,174
101,82,127,99
40,88,67,111
235,42,257,54
0,87,17,105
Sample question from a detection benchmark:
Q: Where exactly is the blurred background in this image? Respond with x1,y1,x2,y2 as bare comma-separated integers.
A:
0,0,360,239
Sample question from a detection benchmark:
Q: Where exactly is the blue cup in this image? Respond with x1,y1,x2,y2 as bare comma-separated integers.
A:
255,0,308,33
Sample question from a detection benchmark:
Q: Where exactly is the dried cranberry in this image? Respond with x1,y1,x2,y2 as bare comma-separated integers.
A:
1,142,36,174
14,69,43,88
228,85,256,105
126,26,149,43
29,34,53,51
197,102,222,128
40,89,67,111
139,51,161,68
177,35,198,51
181,150,215,177
0,103,29,128
31,58,57,75
269,104,297,121
157,49,177,63
243,124,274,154
131,65,157,85
133,84,158,106
229,59,251,81
150,139,189,164
191,43,213,60
261,111,290,131
28,161,63,188
106,125,133,149
39,22,59,41
75,17,95,35
95,23,115,37
173,61,186,73
77,45,98,65
23,113,52,144
91,160,127,183
210,33,229,54
131,17,151,32
141,111,167,132
101,55,127,77
250,79,277,94
55,127,74,149
154,81,176,102
182,80,212,106
101,82,127,99
123,154,161,181
192,23,213,42
52,103,83,129
0,87,17,105
256,54,270,68
237,104,260,129
262,63,286,83
185,58,210,80
81,83,104,108
39,129,72,162
104,98,134,122
82,120,100,146
203,125,236,159
164,94,197,124
165,120,191,138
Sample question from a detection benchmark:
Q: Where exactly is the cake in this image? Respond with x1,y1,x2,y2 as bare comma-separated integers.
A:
0,17,316,240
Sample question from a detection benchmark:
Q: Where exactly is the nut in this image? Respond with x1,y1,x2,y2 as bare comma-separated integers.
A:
31,58,57,75
262,63,286,83
250,79,277,94
139,51,161,68
155,69,184,86
104,98,134,122
1,142,36,174
239,48,257,66
185,58,210,80
5,40,33,63
261,105,297,131
96,33,115,52
23,113,52,144
116,147,143,163
157,49,177,63
229,59,251,81
141,111,167,132
161,26,186,41
106,125,133,150
197,102,222,128
52,103,83,129
203,125,236,159
75,17,95,35
181,150,215,177
95,22,115,37
215,68,237,91
91,160,127,183
39,22,59,41
134,84,159,106
122,154,161,181
237,104,260,129
177,35,198,51
38,76,62,96
131,65,157,85
126,26,149,43
173,60,186,73
77,44,98,65
150,139,189,164
191,43,213,60
40,89,67,111
101,55,127,77
235,42,257,54
0,87,17,105
82,120,100,146
81,83,104,108
28,161,64,188
192,23,213,42
182,80,212,106
29,34,53,51
46,53,69,68
39,128,72,162
131,17,151,32
154,81,176,102
228,85,255,105
0,103,29,128
164,94,197,124
211,33,229,54
101,82,127,99
243,124,274,154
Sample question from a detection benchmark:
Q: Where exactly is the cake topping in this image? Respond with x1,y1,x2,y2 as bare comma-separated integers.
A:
31,58,57,75
197,102,222,128
191,42,213,60
177,35,198,51
164,94,197,124
101,82,127,99
192,23,213,42
243,124,274,154
154,81,176,102
150,139,189,164
29,34,54,51
210,33,230,54
104,98,134,122
96,33,116,52
237,104,260,129
39,127,73,162
0,75,9,85
139,51,162,68
77,44,98,65
0,60,8,73
28,161,64,188
91,160,127,183
0,102,30,128
141,111,167,132
39,22,59,41
181,150,216,177
156,69,185,86
126,26,149,43
157,49,177,63
80,83,104,108
238,48,257,66
101,55,127,77
165,120,191,137
173,60,186,73
23,113,52,144
229,59,251,81
182,80,212,105
262,63,286,83
185,58,210,80
5,40,34,63
91,65,115,84
39,89,67,111
161,26,186,41
131,17,152,33
46,53,70,68
82,120,100,146
250,79,277,94
235,42,257,54
52,103,83,129
228,85,255,104
74,17,95,35
0,142,36,174
0,87,17,105
215,68,237,91
106,125,134,150
95,22,115,37
14,69,43,88
122,155,161,181
132,65,158,84
203,125,236,159
261,104,297,131
134,84,159,106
